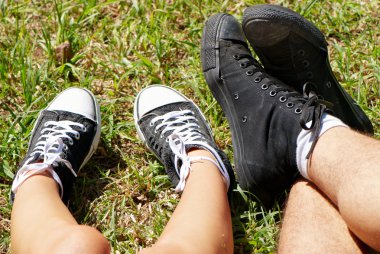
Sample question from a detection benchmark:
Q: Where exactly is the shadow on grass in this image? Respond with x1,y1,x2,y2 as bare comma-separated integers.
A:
230,187,285,254
69,137,126,222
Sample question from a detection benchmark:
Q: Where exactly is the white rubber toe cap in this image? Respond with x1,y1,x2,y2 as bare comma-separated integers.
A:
47,87,99,122
134,85,188,118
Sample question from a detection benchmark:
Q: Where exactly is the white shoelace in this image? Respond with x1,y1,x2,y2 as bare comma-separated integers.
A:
151,110,230,192
11,120,84,198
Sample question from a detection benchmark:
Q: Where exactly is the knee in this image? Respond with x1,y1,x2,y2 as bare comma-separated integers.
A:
288,179,314,198
54,225,110,254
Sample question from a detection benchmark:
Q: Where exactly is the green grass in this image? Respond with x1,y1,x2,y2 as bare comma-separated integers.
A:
0,0,379,253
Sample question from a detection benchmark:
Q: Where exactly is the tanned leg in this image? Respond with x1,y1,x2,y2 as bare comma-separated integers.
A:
278,179,365,254
140,149,233,254
11,173,110,254
309,127,380,251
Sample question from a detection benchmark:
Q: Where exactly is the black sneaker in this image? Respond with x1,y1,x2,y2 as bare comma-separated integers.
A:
201,13,329,206
242,4,373,134
11,88,101,204
134,85,233,193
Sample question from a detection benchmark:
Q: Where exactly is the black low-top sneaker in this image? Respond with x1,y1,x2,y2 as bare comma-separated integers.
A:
134,85,234,193
242,4,373,134
11,88,101,204
201,13,329,206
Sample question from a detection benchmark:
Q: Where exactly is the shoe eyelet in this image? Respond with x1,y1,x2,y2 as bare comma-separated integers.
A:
233,54,239,60
149,122,154,127
254,77,261,83
69,139,74,145
63,144,68,150
295,108,302,114
234,93,239,100
242,116,247,123
297,49,305,57
306,71,314,79
269,90,277,97
261,84,268,90
279,96,287,102
286,102,294,108
82,126,87,132
240,62,247,68
75,133,80,140
326,81,332,88
44,122,49,127
165,137,169,143
246,70,254,76
302,60,310,68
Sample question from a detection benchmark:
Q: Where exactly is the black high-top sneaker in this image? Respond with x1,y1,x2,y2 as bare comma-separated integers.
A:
11,88,101,204
201,13,329,206
242,4,373,134
134,85,234,193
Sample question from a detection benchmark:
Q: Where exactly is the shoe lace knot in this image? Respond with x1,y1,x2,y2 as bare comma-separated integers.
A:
299,82,332,158
11,120,86,198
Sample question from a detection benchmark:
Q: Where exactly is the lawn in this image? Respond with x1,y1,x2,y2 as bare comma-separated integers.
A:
0,0,378,253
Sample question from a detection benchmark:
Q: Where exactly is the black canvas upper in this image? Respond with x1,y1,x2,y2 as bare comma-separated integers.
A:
11,110,98,204
137,101,235,193
201,13,328,206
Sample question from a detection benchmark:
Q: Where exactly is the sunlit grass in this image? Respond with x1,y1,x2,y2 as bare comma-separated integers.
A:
0,0,378,253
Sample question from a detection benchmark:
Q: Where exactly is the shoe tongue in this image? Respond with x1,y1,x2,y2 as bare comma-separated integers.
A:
19,153,42,167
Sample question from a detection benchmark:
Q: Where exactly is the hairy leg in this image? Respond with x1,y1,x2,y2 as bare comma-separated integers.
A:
279,180,365,254
309,127,380,250
11,173,110,254
140,149,233,254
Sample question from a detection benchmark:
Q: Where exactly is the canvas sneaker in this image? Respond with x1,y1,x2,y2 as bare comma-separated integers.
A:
134,85,233,193
201,13,330,206
11,87,101,204
242,4,373,134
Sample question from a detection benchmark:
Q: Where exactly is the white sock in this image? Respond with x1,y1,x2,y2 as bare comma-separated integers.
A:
296,113,348,179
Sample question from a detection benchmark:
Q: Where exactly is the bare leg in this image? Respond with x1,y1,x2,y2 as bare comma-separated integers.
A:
11,173,110,254
279,180,365,254
309,127,380,250
140,149,233,254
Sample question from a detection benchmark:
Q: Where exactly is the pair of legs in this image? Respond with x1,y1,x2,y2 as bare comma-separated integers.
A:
200,4,378,253
11,150,232,254
280,128,380,253
10,86,233,254
12,125,380,253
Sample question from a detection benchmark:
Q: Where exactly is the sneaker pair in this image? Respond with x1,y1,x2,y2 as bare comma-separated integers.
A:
201,5,373,205
11,85,234,203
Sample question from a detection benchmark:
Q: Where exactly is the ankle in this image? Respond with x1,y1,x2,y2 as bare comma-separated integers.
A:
11,164,58,199
296,114,347,180
187,148,228,188
188,148,217,162
14,173,60,203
